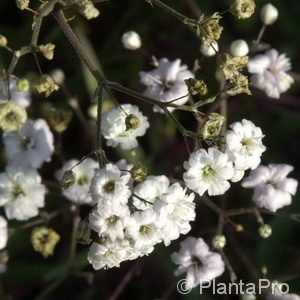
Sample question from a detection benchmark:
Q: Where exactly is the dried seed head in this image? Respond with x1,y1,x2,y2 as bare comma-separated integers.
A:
231,0,256,20
35,75,59,97
130,165,148,182
0,101,27,132
185,78,208,96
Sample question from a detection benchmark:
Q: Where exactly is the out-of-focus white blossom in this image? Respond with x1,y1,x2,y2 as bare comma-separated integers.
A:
101,104,149,150
89,203,130,241
242,164,298,212
183,148,234,196
122,31,142,50
55,158,98,204
200,40,219,57
260,4,278,25
0,216,8,250
230,39,249,57
171,236,225,287
133,175,170,210
248,49,294,99
0,78,31,108
89,163,131,205
0,166,45,220
225,119,266,178
154,183,195,246
139,58,194,112
3,119,54,169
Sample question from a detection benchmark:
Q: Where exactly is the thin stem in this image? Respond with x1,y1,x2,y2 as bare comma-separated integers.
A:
96,84,104,168
52,6,103,82
200,195,223,215
254,24,267,45
148,0,195,26
220,249,237,283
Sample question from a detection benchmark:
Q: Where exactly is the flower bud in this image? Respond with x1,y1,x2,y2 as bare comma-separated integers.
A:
16,0,29,10
200,40,219,57
125,114,141,131
0,101,27,132
231,0,255,19
212,235,226,249
80,2,100,20
230,39,249,57
61,170,76,190
31,227,60,258
235,224,244,232
122,31,142,50
185,78,208,96
258,224,272,238
260,4,278,25
0,35,8,47
35,75,59,97
75,219,92,245
16,79,30,92
130,165,147,182
50,69,65,85
39,43,55,60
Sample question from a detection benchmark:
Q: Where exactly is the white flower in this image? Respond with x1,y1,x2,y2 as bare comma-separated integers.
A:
101,104,149,150
89,163,131,205
260,4,278,25
183,148,234,196
0,166,45,220
230,39,249,57
171,236,225,287
200,41,219,57
3,119,54,169
247,49,294,99
87,239,131,270
0,78,31,108
55,158,98,204
242,164,298,212
133,175,170,210
89,203,130,241
125,209,162,255
154,183,195,246
0,216,8,250
225,119,266,176
122,31,142,50
139,58,194,112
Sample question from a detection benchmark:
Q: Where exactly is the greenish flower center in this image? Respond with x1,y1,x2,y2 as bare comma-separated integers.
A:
106,215,119,225
103,180,115,194
139,225,150,236
77,175,89,186
21,137,31,150
202,165,216,178
11,184,25,199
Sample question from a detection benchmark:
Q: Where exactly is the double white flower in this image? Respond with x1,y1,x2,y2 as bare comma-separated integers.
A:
3,119,54,169
183,148,234,196
101,104,149,150
242,164,298,212
248,49,294,99
172,236,225,288
0,166,45,220
139,58,193,112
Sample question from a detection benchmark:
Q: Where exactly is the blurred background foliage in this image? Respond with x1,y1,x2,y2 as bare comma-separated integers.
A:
0,0,300,299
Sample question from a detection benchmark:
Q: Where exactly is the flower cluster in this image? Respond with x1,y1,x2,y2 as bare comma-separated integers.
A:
87,163,195,270
184,119,266,196
0,81,53,221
